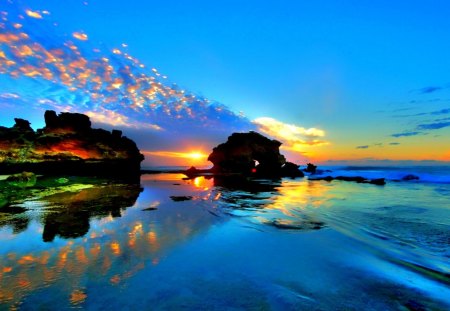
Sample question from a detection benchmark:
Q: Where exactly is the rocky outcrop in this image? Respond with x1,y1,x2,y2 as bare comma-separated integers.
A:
304,163,317,174
207,131,303,178
0,110,144,179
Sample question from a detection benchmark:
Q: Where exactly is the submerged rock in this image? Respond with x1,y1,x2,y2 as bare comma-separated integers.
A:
310,175,386,186
402,174,420,181
267,219,325,230
6,171,36,187
0,110,144,180
170,195,193,202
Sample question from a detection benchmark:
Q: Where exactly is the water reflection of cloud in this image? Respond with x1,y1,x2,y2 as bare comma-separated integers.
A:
216,177,331,230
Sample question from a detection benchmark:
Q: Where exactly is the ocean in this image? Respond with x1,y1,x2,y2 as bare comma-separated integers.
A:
0,166,449,310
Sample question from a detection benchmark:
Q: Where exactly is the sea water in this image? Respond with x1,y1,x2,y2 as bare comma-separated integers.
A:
0,167,449,310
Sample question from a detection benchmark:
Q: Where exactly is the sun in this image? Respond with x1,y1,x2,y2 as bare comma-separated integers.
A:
186,152,206,160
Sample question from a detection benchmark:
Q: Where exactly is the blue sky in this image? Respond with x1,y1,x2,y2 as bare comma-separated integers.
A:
1,0,450,165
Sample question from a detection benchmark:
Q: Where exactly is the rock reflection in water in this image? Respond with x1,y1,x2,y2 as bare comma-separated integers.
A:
0,174,221,309
41,184,143,241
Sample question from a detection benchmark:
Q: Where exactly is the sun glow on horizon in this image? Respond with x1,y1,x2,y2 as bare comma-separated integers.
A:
187,152,205,160
142,150,209,166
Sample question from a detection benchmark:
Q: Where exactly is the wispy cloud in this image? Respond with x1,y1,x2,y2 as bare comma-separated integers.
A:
389,142,400,145
393,107,450,118
356,145,369,149
391,131,423,138
417,121,450,130
419,86,443,94
430,108,450,115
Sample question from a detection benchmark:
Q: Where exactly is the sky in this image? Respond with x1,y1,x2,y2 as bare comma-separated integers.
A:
1,0,450,167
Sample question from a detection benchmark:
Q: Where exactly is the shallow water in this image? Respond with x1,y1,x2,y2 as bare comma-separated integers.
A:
0,172,449,310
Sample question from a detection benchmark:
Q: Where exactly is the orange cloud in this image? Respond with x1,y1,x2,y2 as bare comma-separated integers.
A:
253,117,329,152
72,32,88,41
25,10,43,19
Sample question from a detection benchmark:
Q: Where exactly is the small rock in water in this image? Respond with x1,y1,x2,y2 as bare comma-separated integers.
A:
402,174,420,181
369,178,386,185
142,206,158,211
170,196,193,202
268,219,325,230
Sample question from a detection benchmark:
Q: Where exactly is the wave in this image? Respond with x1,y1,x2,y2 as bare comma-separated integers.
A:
314,166,450,184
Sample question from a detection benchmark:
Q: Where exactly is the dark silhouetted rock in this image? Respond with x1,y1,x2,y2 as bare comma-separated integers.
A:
304,163,317,174
0,110,144,180
208,131,286,176
13,118,33,132
44,110,91,133
402,174,419,181
185,166,199,176
281,162,304,178
208,131,304,178
369,178,386,185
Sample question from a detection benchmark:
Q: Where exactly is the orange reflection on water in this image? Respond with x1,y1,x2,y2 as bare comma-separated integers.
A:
89,243,101,258
110,241,121,256
110,274,121,285
266,180,330,217
192,176,212,190
16,273,31,290
17,255,36,265
70,289,87,305
75,247,88,265
147,231,159,251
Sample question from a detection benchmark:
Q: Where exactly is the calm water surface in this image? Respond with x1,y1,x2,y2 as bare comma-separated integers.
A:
0,172,449,310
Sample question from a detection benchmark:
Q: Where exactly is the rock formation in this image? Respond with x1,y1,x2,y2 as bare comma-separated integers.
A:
207,131,304,178
0,110,144,179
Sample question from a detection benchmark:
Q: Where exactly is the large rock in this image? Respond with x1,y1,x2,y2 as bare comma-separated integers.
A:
0,110,144,180
208,131,303,178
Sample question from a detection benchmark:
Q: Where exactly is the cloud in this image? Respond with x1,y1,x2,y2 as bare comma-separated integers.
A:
0,2,257,168
430,108,450,115
356,145,369,149
393,107,450,118
322,158,450,166
391,131,423,137
419,86,443,94
252,117,329,152
389,142,400,145
416,121,450,130
0,2,331,166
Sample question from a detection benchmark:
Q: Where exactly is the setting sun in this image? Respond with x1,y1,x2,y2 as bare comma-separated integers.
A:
186,152,206,160
142,150,209,166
